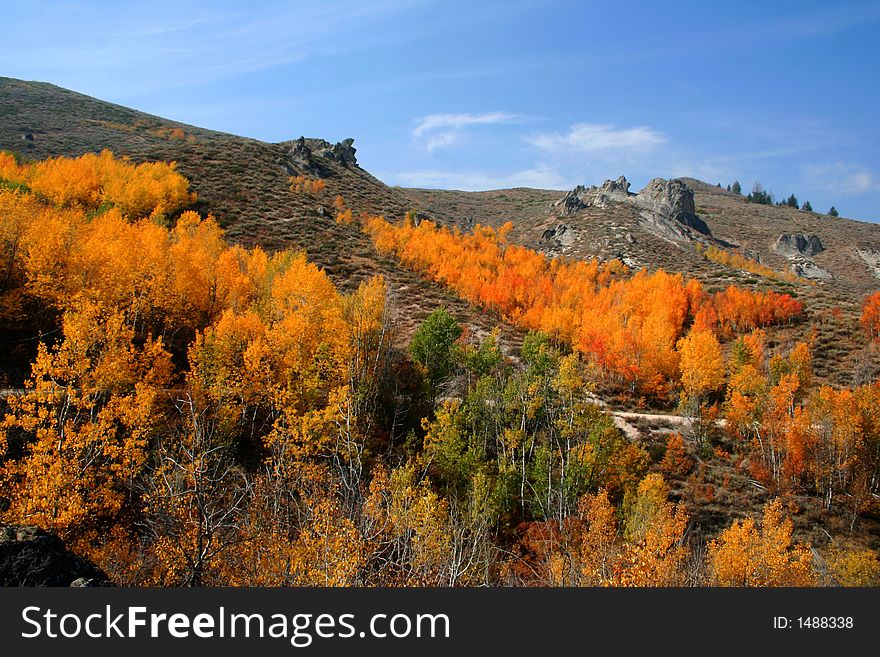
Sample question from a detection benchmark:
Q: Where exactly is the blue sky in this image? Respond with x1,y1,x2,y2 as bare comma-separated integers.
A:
3,0,880,220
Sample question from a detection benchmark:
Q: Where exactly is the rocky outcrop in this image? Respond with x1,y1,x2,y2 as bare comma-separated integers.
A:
540,223,577,247
554,175,632,215
791,259,832,280
329,138,357,165
632,177,711,238
772,234,830,280
312,138,357,166
857,249,880,279
288,136,315,171
285,137,358,175
775,233,824,258
0,525,113,586
553,176,710,242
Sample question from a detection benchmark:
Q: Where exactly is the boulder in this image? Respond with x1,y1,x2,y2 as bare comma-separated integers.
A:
0,525,113,587
857,249,880,279
791,259,832,280
632,178,711,236
540,223,577,247
329,138,357,166
775,233,824,258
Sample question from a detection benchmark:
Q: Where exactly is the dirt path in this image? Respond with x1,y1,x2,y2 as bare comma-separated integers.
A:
610,411,692,441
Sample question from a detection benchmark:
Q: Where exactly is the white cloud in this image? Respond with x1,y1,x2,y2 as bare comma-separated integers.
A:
413,111,520,137
527,122,666,154
424,131,459,152
412,111,521,151
391,165,571,191
802,163,880,195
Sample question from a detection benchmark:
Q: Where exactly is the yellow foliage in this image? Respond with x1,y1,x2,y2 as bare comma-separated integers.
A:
21,150,194,217
289,174,326,195
825,540,880,586
1,304,170,538
697,244,798,283
677,329,725,399
612,474,689,587
709,499,816,586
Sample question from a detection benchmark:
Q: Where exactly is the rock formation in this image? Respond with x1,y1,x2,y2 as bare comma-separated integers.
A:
554,175,632,215
790,259,832,280
329,137,357,166
288,136,315,171
857,249,880,279
632,177,711,238
285,137,358,175
540,223,577,247
311,137,358,166
775,233,824,258
553,176,711,242
0,525,113,586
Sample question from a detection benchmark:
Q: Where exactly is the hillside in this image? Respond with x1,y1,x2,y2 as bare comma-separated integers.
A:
3,77,880,585
3,76,880,388
0,76,521,346
405,178,880,388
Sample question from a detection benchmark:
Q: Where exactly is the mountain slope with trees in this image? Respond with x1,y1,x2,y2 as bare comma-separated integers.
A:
2,78,880,587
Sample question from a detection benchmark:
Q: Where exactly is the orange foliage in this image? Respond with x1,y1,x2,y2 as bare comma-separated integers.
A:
0,151,21,181
289,174,326,195
365,216,802,394
693,285,803,336
862,291,880,341
723,336,880,512
0,186,233,335
0,302,171,539
660,433,693,477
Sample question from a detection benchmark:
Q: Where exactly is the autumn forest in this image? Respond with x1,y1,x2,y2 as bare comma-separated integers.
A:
1,151,880,587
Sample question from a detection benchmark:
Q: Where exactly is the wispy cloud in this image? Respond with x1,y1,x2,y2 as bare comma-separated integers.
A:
527,123,666,154
803,163,880,196
392,165,570,191
412,111,521,151
413,111,521,137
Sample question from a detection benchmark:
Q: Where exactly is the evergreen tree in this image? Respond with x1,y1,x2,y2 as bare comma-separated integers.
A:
828,206,839,217
747,182,772,205
802,200,813,212
786,194,799,209
731,180,742,195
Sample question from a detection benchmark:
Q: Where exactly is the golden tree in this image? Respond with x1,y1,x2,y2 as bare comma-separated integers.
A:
708,499,816,586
